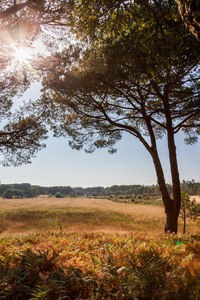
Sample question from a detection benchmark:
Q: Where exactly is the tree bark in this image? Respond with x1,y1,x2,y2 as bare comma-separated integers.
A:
151,149,178,233
163,84,181,233
167,130,181,231
176,0,200,41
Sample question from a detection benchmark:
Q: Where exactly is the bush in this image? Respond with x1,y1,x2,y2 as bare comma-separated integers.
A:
143,195,151,200
2,189,13,199
55,192,65,198
2,189,23,199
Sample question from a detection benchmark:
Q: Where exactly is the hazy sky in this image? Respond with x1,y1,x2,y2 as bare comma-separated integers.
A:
1,83,200,188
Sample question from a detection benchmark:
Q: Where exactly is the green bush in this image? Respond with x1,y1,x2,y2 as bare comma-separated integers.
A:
55,192,65,198
2,189,23,199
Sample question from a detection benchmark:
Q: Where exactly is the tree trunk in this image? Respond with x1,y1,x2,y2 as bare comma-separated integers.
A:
164,200,178,233
144,117,179,233
167,129,181,231
183,209,186,234
151,150,178,233
164,84,182,233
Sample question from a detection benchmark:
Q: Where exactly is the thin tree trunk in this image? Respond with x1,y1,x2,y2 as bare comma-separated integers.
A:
183,208,186,234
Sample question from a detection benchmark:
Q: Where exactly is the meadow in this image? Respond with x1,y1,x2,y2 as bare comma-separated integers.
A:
0,196,199,235
0,197,199,299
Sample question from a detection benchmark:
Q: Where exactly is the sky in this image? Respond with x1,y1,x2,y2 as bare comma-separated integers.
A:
0,83,200,188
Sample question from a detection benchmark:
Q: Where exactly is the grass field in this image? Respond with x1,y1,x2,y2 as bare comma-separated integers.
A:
0,196,199,235
0,197,199,299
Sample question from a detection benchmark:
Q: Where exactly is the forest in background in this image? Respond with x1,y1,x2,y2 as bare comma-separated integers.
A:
0,180,199,199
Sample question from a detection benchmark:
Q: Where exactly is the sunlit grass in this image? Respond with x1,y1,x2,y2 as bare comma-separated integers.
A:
0,206,199,236
0,207,164,235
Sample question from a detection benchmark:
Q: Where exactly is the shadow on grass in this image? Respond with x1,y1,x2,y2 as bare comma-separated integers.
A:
0,208,164,235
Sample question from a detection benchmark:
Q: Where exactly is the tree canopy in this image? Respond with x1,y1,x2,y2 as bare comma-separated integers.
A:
0,0,199,166
0,0,73,165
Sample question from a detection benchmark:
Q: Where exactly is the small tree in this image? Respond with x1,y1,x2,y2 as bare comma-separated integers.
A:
180,192,200,233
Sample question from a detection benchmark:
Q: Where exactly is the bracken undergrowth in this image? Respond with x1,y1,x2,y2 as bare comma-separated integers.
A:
0,232,199,299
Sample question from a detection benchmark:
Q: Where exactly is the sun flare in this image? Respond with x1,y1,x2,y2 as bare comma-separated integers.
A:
7,45,39,75
13,47,31,64
6,41,46,76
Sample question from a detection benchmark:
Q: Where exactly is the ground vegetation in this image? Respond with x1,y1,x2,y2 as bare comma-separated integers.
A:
0,231,199,299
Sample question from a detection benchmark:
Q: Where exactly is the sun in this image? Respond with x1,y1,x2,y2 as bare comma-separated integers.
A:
13,47,31,64
6,41,47,75
8,45,39,75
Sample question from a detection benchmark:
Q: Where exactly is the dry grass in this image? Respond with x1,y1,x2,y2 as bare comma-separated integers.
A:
0,196,164,216
190,195,200,203
0,197,199,236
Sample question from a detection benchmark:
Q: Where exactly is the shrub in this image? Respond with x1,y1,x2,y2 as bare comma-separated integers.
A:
2,189,13,199
180,192,200,234
55,192,65,198
2,189,23,199
143,195,151,200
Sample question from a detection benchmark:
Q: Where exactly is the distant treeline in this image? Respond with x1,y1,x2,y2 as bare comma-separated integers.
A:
0,180,200,199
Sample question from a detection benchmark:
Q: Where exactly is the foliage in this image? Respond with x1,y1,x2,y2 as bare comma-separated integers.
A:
0,184,74,198
181,180,200,195
180,192,200,234
1,181,200,198
49,0,200,152
0,0,73,166
48,186,73,197
2,189,13,199
25,187,38,198
0,232,199,299
55,192,65,198
2,188,23,199
0,101,49,166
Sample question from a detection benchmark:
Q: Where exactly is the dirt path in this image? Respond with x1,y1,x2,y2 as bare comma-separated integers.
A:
0,197,165,218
